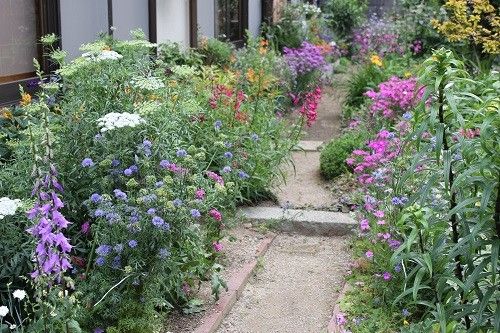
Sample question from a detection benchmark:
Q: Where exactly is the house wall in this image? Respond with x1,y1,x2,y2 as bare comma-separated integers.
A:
156,0,190,47
197,0,216,39
113,0,150,40
60,0,109,60
248,0,262,36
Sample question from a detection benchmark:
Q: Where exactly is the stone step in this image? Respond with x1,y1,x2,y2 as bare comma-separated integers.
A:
293,140,324,152
238,206,357,236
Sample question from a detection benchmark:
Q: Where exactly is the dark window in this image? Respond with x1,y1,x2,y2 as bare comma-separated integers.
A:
216,0,248,44
0,0,60,106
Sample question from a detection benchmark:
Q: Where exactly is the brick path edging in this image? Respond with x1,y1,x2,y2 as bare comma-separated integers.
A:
327,281,351,333
192,233,277,333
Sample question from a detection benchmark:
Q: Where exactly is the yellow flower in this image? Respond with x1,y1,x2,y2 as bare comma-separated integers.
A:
404,71,412,78
0,108,13,120
403,320,409,325
246,68,256,83
20,93,32,106
370,54,383,67
259,39,268,55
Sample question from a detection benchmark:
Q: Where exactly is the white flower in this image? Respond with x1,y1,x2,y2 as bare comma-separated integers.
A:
9,324,17,329
97,112,145,132
0,305,9,317
0,197,22,220
130,76,165,91
13,289,27,301
82,50,123,62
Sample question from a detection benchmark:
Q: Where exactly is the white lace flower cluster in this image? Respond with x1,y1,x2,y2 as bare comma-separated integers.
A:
137,101,162,116
171,65,198,78
98,112,145,132
82,50,123,61
0,197,22,220
131,76,165,91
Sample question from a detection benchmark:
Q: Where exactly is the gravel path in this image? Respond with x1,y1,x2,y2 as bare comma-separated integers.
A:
216,234,351,333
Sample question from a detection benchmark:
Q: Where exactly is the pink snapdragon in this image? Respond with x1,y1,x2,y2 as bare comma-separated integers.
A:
299,87,321,127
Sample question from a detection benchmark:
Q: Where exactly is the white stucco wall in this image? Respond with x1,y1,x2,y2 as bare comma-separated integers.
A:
113,0,149,40
156,0,190,47
248,0,262,37
60,0,108,60
197,0,215,39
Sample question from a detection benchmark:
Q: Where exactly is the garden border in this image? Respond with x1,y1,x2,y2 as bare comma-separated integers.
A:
192,233,277,333
327,281,351,333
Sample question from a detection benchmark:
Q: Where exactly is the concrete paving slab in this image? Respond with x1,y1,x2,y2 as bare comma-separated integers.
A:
293,140,324,152
238,206,357,236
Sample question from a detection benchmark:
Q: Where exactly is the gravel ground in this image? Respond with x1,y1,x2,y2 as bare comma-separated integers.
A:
216,234,351,333
163,226,269,333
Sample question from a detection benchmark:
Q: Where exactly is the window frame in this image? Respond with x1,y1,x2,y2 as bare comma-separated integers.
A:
215,0,248,47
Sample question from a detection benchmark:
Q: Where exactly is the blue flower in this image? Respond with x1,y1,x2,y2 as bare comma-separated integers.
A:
251,133,259,141
155,181,164,188
152,216,165,228
96,244,112,256
147,208,157,215
113,189,127,201
222,166,232,173
114,243,124,253
124,168,133,176
224,151,233,159
159,248,170,258
142,140,152,148
238,171,249,179
191,209,201,218
111,256,121,269
176,149,187,158
90,193,102,203
160,160,170,168
95,257,105,267
106,212,120,223
94,209,105,217
173,198,183,207
225,142,233,148
81,158,94,167
214,120,222,130
142,194,158,203
402,309,410,317
129,165,138,173
128,240,138,248
403,112,412,120
111,159,120,167
94,133,103,141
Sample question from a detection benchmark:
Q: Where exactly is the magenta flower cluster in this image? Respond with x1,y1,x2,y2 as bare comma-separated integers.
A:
283,41,326,76
27,164,72,282
352,16,404,61
347,129,401,186
365,76,424,120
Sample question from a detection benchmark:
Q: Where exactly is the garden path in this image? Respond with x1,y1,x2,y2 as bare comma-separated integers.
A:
273,84,346,209
215,80,352,332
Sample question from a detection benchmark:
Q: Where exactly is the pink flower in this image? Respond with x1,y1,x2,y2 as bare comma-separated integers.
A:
365,250,373,259
81,221,90,234
195,188,205,200
213,242,223,252
336,312,347,326
383,272,392,281
209,208,222,221
374,210,385,218
360,219,370,231
377,220,386,225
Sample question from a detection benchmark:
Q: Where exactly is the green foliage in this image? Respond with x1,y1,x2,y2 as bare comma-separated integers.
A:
0,106,29,161
345,64,388,108
197,38,234,67
157,42,203,67
320,130,369,179
321,0,367,38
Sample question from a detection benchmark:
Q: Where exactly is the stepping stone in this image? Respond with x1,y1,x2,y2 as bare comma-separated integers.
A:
238,206,357,236
294,140,324,152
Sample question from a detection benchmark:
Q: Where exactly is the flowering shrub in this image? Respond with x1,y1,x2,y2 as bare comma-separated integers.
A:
283,41,327,94
352,16,404,61
339,50,500,332
0,30,309,331
364,76,424,121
